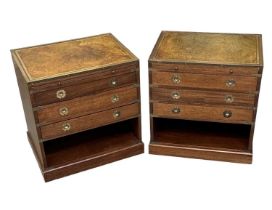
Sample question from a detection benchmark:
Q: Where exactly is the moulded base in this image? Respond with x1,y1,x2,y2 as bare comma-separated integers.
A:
149,118,253,164
149,142,252,163
43,142,144,182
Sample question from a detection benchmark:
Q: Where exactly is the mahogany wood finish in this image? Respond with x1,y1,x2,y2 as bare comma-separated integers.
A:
36,86,139,125
151,63,261,75
151,87,256,107
151,71,258,92
43,119,143,180
149,31,263,163
40,103,140,140
12,33,144,181
32,71,138,106
152,102,253,123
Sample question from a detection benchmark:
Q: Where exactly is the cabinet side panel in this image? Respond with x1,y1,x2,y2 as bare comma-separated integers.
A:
250,66,263,152
12,54,46,169
135,62,142,141
149,61,154,142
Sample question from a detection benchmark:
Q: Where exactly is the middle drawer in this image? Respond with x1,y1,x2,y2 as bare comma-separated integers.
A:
151,87,256,107
36,86,138,125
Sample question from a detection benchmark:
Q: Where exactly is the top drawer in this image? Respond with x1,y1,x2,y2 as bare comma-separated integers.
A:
151,71,258,93
150,62,261,75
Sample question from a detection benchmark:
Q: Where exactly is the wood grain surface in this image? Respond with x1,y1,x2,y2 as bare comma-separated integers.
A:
152,102,253,123
150,62,261,75
40,103,140,140
32,72,137,106
151,87,256,107
37,86,139,125
151,71,258,92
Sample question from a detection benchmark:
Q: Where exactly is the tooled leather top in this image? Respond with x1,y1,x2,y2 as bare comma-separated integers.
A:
150,31,262,66
14,33,137,82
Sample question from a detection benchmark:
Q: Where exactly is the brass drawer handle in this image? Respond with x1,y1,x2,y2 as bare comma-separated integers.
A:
62,122,71,131
226,79,236,87
172,107,181,114
59,107,69,116
171,91,181,100
113,110,121,118
111,79,117,86
172,74,181,84
56,89,66,99
225,95,234,103
111,95,119,103
223,110,232,118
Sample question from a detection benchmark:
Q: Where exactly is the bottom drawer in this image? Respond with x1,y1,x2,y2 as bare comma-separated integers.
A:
40,103,140,140
152,102,253,123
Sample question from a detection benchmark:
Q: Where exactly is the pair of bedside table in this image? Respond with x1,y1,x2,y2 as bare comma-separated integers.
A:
12,31,263,181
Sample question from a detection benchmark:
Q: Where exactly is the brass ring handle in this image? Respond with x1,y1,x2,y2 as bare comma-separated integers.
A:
113,110,121,118
223,110,232,118
56,89,66,99
171,91,181,100
172,107,181,114
225,95,234,103
226,79,236,87
111,95,119,103
59,107,69,116
62,122,71,131
171,74,181,84
111,79,117,86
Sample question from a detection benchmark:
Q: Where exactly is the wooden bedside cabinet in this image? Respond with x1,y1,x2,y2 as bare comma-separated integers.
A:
148,31,263,163
11,33,144,181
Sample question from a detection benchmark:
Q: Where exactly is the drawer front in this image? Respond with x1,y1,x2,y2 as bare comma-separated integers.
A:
151,87,256,107
150,62,260,75
32,72,137,106
151,71,258,92
29,62,139,92
36,86,139,125
152,102,253,123
40,103,140,140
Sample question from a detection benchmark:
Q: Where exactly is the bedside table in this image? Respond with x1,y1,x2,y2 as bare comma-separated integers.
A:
149,31,263,163
11,33,144,181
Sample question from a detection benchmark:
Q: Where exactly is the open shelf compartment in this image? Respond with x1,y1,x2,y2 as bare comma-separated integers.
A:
150,117,253,163
42,118,144,181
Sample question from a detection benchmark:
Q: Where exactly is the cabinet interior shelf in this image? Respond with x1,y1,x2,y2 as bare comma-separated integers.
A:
44,118,141,169
151,118,251,153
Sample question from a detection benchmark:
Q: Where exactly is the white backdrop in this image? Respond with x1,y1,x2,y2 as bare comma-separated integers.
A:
0,0,271,209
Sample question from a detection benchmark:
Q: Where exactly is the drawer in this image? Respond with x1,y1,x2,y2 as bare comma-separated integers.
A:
151,71,258,92
151,87,256,107
36,86,139,125
29,62,139,92
150,62,261,75
40,103,140,140
32,72,138,106
152,102,253,123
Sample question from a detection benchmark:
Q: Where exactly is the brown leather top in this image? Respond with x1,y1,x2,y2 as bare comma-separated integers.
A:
150,31,262,66
13,33,137,82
